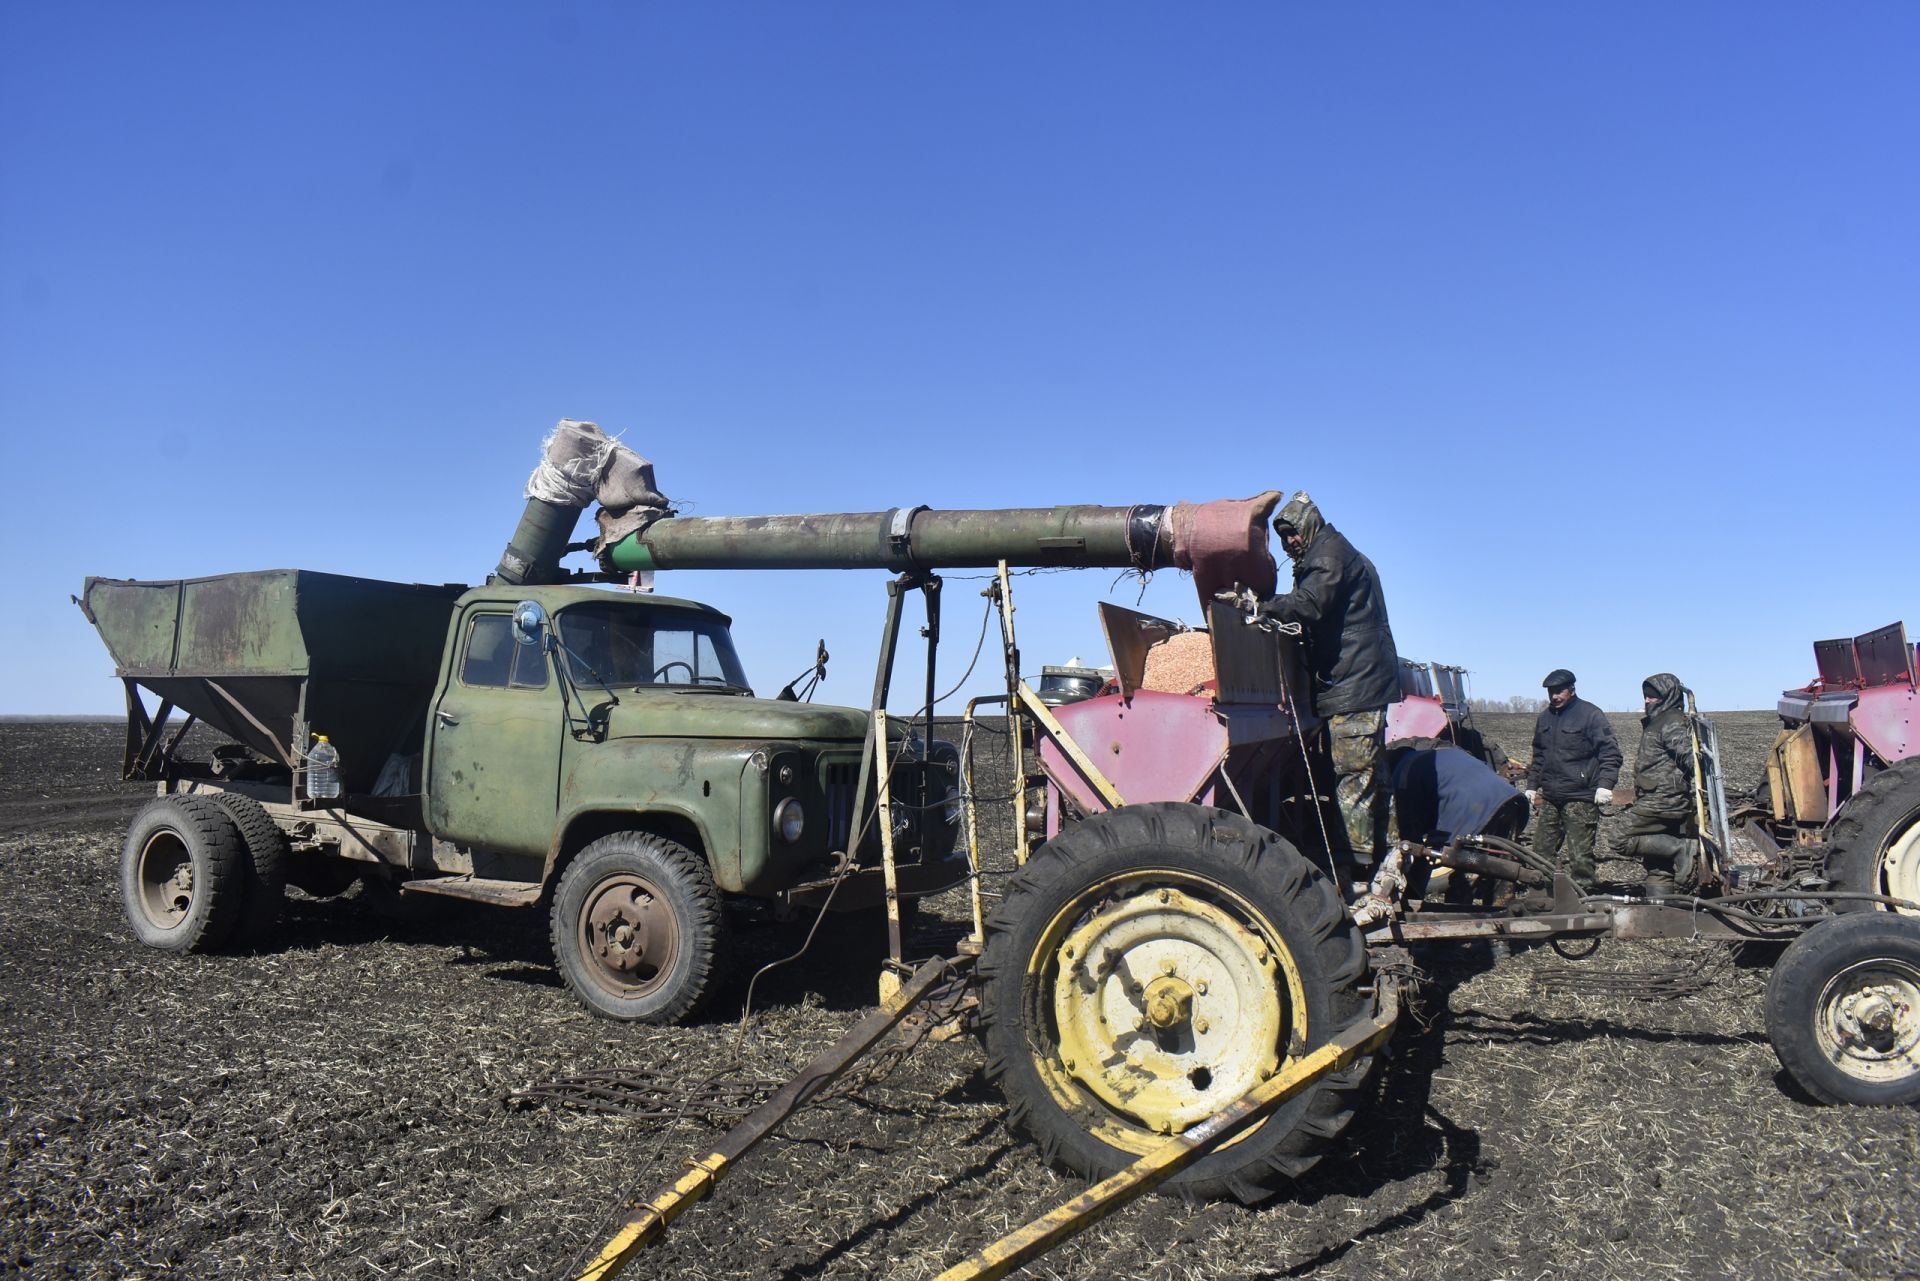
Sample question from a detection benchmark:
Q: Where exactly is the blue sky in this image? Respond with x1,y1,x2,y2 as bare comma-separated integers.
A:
3,3,1916,717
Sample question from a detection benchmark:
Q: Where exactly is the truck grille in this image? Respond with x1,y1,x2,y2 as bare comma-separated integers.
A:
823,760,859,853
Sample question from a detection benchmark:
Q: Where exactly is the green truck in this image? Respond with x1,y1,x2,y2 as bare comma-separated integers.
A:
78,569,963,1024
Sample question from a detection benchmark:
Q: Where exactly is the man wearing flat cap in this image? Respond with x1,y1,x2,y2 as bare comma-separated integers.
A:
1522,669,1621,892
1257,491,1401,862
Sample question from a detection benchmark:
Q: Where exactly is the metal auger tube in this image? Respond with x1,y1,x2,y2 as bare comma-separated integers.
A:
600,504,1173,574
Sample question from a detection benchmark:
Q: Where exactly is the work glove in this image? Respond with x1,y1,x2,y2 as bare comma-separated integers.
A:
1594,787,1614,805
1524,789,1538,804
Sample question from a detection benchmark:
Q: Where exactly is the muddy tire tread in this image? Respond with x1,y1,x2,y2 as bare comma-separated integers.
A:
1826,759,1920,912
119,795,246,953
206,791,290,947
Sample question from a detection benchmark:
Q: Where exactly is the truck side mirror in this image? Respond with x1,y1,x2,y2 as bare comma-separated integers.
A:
511,600,552,651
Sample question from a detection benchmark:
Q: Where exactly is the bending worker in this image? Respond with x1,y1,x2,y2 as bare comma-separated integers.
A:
1617,673,1699,898
1523,668,1622,892
1257,492,1400,862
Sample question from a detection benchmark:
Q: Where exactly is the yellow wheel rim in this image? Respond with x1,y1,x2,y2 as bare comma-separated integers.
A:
1027,870,1307,1153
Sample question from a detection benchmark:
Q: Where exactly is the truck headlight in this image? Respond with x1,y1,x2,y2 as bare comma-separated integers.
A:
774,798,805,843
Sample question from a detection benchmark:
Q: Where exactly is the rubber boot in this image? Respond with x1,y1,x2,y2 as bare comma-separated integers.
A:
1673,838,1699,889
1641,861,1676,899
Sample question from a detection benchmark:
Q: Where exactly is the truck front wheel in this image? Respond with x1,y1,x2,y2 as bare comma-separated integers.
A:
550,832,727,1024
120,795,246,953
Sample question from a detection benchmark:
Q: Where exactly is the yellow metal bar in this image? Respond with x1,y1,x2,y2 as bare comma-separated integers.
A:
570,956,964,1281
959,695,1005,949
1016,680,1125,810
933,983,1401,1281
574,1153,728,1281
1685,689,1711,846
874,706,905,971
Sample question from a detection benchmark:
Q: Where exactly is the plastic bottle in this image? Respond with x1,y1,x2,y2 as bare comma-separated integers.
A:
307,735,341,800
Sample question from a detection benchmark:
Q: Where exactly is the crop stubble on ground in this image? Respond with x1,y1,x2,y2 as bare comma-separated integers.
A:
2,715,1917,1280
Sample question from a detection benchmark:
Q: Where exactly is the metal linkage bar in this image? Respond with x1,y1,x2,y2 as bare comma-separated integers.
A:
569,954,970,1281
932,980,1402,1281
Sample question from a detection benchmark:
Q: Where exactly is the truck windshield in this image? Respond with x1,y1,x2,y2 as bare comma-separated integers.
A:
557,602,751,691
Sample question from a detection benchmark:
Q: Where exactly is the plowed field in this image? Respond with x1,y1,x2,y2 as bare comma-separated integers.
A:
3,715,1916,1281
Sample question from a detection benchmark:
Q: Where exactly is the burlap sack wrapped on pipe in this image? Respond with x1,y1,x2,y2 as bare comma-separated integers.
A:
519,418,675,552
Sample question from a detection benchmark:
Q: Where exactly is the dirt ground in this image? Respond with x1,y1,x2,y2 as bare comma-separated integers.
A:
3,714,1918,1281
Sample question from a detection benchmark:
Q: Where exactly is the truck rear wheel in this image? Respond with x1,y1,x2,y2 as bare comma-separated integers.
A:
1827,759,1920,914
1766,913,1920,1105
977,802,1374,1204
120,795,246,953
551,832,727,1025
206,791,290,946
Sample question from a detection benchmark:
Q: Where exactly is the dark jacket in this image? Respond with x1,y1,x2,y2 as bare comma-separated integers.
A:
1260,512,1400,716
1526,694,1622,802
1632,673,1695,818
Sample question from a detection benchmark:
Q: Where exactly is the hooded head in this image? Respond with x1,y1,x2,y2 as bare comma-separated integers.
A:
1641,672,1686,720
1271,491,1325,562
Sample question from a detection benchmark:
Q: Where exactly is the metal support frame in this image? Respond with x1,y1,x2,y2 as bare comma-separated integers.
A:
958,695,1002,949
992,563,1033,867
120,678,197,783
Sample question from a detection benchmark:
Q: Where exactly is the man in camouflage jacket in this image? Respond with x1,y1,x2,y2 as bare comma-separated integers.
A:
1258,492,1400,861
1617,672,1698,897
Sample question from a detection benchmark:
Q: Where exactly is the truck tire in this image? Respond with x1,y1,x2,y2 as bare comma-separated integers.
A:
1765,913,1920,1105
120,795,246,953
550,832,727,1025
1826,759,1920,914
206,792,289,947
977,802,1374,1204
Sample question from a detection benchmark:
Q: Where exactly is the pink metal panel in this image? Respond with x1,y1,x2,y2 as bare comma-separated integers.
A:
1853,685,1918,765
1387,695,1450,743
1038,690,1229,814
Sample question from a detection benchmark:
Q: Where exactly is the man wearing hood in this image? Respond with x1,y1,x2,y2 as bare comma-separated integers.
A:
1257,492,1401,861
1618,673,1699,897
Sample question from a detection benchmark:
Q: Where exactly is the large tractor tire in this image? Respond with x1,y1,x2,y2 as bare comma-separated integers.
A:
206,791,290,947
550,831,727,1024
1765,913,1920,1105
977,802,1375,1204
1826,759,1920,914
119,795,247,953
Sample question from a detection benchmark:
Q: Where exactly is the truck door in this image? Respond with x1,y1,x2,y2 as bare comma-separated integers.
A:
425,608,563,857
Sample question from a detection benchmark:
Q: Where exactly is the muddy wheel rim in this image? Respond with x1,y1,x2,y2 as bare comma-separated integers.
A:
136,830,195,929
1879,817,1920,913
1814,957,1920,1085
579,873,681,1001
1027,870,1300,1152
